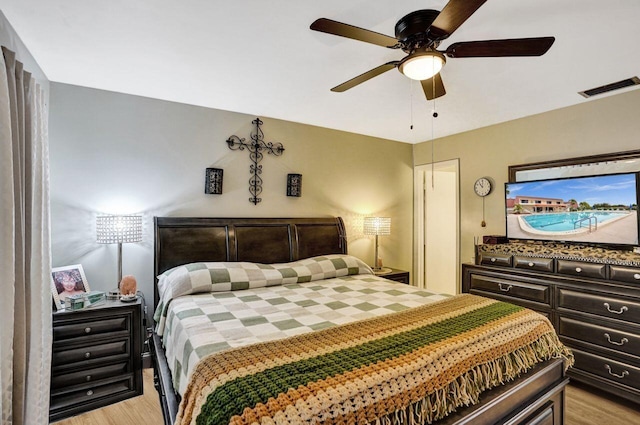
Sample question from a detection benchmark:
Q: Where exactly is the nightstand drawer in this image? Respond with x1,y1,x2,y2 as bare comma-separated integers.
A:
51,362,129,389
54,317,128,341
50,376,134,412
380,268,409,284
52,340,129,367
558,316,640,357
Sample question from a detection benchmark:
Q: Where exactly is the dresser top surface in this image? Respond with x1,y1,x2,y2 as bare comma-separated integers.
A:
479,242,640,267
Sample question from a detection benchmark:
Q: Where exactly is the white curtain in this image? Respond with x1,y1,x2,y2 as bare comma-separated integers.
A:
0,46,52,425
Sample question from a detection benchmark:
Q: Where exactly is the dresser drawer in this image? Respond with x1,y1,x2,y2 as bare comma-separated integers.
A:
51,362,129,389
557,288,640,324
514,256,555,273
469,274,550,305
609,265,640,284
53,317,128,342
50,376,134,412
556,260,606,279
572,348,640,392
52,340,129,367
480,253,512,267
558,316,640,357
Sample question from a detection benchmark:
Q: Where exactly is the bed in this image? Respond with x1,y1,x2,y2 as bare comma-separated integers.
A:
150,216,572,425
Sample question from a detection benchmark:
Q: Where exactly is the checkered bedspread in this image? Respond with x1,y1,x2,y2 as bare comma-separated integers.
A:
157,271,449,394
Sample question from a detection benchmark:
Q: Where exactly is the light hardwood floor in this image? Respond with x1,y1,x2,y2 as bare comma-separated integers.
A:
54,369,639,425
565,383,640,424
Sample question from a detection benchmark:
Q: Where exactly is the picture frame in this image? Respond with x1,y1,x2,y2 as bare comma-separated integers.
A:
51,264,90,310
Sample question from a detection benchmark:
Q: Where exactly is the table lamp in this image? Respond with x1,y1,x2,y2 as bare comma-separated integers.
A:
96,215,143,285
363,217,391,274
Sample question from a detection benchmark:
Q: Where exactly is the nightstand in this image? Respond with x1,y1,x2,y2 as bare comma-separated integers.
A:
50,298,143,422
378,268,410,284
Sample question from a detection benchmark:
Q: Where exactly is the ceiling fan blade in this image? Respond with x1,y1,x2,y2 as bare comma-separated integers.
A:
421,74,446,100
428,0,487,39
445,37,555,57
311,18,399,49
331,61,399,92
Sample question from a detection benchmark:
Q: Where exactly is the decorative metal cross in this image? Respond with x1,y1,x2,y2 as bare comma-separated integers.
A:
226,118,285,204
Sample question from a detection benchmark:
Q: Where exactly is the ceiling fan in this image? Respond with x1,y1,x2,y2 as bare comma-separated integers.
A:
310,0,555,100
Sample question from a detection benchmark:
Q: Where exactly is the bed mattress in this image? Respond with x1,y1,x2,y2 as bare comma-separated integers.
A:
159,274,449,394
153,254,572,425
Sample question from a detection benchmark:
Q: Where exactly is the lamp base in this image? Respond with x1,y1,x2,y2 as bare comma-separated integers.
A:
373,267,393,276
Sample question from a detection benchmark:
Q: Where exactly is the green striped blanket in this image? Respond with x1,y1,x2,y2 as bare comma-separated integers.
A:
176,294,573,425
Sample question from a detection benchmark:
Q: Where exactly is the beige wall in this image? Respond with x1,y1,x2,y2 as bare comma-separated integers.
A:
414,88,640,272
49,83,414,301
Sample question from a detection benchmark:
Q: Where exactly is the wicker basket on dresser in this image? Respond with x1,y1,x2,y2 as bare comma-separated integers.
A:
463,253,640,405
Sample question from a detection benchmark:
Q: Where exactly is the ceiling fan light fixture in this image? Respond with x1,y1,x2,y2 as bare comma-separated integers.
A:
399,50,446,81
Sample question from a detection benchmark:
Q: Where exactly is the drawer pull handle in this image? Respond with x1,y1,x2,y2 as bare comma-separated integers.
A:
575,267,582,273
490,258,497,262
84,327,91,334
605,364,629,379
86,389,94,396
604,333,629,346
528,262,534,267
86,375,92,382
498,283,513,292
84,352,91,359
634,273,640,280
604,303,628,315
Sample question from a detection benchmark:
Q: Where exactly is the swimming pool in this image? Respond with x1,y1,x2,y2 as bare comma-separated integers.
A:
521,211,627,232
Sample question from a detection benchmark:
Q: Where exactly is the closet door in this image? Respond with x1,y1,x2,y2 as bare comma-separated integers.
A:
413,159,459,294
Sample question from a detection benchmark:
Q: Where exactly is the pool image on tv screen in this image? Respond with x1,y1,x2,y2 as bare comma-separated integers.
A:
505,172,639,246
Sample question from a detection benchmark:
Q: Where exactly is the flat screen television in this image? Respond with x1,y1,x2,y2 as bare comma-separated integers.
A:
505,172,640,246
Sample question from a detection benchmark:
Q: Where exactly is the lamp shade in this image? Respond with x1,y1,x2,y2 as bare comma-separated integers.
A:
96,215,143,244
363,217,391,236
399,50,445,81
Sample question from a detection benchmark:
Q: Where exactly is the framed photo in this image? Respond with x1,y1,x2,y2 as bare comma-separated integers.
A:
51,264,90,310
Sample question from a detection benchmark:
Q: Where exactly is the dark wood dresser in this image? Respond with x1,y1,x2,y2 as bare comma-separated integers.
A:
463,256,640,405
50,299,143,422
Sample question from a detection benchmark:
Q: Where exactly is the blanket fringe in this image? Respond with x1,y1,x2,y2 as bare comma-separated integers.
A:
373,333,573,425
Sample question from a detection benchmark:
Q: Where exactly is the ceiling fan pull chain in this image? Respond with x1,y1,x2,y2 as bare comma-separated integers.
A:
410,80,414,130
430,104,437,189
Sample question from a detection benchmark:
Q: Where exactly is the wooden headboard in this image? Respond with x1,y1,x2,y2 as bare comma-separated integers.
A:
153,217,347,305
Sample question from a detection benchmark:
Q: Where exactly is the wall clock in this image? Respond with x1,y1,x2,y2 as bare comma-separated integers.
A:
474,177,493,197
474,177,493,227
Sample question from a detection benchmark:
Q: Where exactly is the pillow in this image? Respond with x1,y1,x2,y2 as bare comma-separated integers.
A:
154,254,372,334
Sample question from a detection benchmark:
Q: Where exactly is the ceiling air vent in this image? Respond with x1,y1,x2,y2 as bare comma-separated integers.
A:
579,76,640,98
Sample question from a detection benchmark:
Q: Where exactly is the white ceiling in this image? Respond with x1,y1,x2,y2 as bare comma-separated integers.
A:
2,0,640,143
